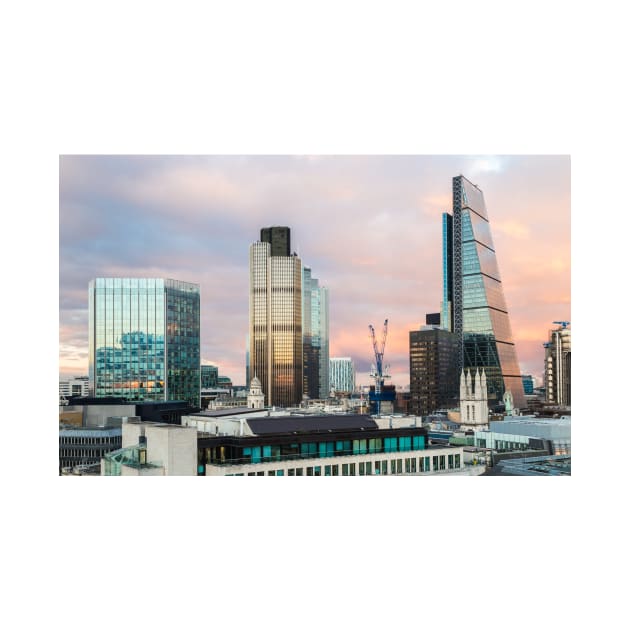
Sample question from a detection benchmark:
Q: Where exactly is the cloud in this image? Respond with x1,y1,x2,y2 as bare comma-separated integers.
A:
59,155,570,385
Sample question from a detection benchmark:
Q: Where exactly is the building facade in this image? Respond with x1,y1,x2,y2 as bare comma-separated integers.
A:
303,266,329,399
409,327,459,416
88,278,200,407
522,374,535,395
188,413,475,476
201,365,219,389
544,324,571,406
459,369,489,430
329,357,356,394
59,376,90,402
249,228,303,407
59,426,122,473
441,175,526,410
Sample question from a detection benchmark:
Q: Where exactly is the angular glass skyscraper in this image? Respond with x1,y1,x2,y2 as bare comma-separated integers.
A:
249,228,303,407
88,278,200,406
442,175,526,410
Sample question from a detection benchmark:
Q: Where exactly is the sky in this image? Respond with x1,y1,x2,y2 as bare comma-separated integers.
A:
59,155,570,388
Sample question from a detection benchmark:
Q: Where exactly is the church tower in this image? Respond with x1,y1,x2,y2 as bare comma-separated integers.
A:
247,376,265,410
459,368,489,430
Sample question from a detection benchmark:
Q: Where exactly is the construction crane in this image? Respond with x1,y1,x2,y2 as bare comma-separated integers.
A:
368,319,390,415
553,321,570,329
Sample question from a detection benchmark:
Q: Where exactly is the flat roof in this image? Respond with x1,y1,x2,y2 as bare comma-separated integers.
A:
246,415,379,436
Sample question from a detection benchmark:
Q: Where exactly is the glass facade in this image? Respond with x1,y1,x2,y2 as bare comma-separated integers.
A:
303,266,330,399
88,278,200,406
249,235,303,407
329,357,355,394
409,328,459,416
444,176,526,409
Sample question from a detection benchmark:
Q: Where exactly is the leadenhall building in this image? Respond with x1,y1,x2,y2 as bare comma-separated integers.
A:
441,175,526,411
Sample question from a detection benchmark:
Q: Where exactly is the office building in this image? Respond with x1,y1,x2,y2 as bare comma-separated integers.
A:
183,412,482,476
329,357,355,394
201,365,218,389
59,376,90,402
303,266,330,399
441,175,526,410
249,227,303,407
60,426,122,474
545,324,571,406
409,327,459,416
88,278,200,407
522,374,534,395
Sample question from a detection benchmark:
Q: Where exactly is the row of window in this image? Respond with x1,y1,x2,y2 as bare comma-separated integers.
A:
59,437,120,445
236,436,425,465
223,454,462,476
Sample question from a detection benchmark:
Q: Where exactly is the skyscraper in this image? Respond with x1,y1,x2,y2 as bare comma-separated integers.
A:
88,278,200,407
544,323,571,406
441,175,526,410
303,266,329,399
249,227,303,407
409,326,459,416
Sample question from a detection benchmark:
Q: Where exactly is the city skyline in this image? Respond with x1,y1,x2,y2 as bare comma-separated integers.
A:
59,155,570,388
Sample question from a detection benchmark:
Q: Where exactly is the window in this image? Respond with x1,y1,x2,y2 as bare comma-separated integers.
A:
332,465,339,476
382,460,388,475
412,435,424,450
410,458,417,473
307,467,314,476
296,468,303,476
342,463,349,476
366,461,372,475
390,460,397,475
268,470,276,476
396,459,402,474
448,454,454,469
433,456,439,471
405,458,411,473
325,465,331,476
314,466,321,476
359,462,365,476
399,436,411,452
455,454,461,469
439,455,446,471
276,470,284,476
349,463,356,476
288,468,295,476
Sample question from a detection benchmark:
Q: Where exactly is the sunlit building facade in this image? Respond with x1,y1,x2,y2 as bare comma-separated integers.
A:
545,324,571,406
88,278,200,407
249,228,303,407
442,175,526,410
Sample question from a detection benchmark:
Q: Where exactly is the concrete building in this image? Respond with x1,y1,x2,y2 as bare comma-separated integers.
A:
101,419,197,475
329,357,355,394
60,398,198,427
441,175,526,410
60,426,122,473
59,376,90,403
249,227,303,407
545,323,571,406
88,278,200,406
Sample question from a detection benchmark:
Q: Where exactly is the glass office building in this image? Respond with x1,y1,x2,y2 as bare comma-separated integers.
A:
303,266,329,399
442,176,526,410
88,278,200,406
250,229,303,407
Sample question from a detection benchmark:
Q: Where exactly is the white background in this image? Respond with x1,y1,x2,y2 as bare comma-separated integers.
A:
2,1,625,629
